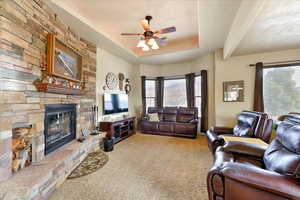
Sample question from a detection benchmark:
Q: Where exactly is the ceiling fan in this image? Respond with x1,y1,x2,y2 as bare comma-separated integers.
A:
121,15,176,51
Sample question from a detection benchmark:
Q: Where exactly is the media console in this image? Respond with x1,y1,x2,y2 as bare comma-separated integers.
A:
99,117,136,143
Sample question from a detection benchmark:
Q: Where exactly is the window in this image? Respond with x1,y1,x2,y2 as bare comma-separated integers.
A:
195,75,201,116
164,78,187,107
263,65,300,119
145,79,156,110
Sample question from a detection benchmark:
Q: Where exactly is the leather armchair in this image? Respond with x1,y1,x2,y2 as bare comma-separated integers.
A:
207,113,300,200
206,111,273,153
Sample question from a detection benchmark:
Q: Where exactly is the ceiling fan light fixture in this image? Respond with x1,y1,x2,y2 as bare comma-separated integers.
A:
151,43,159,50
148,38,156,46
142,45,150,51
137,40,146,48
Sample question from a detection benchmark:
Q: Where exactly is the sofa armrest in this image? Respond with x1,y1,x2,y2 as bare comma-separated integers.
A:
222,141,267,158
210,126,234,135
221,162,300,199
206,129,226,153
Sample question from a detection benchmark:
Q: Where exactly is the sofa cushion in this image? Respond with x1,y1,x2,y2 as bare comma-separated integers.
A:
238,113,258,129
174,123,197,135
141,121,159,132
233,113,257,137
264,139,300,178
263,120,300,178
233,126,254,137
159,122,174,133
177,114,194,123
163,108,178,122
276,121,300,154
164,114,177,122
177,107,197,122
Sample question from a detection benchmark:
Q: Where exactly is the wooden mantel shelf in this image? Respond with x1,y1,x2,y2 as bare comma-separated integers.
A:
34,82,85,95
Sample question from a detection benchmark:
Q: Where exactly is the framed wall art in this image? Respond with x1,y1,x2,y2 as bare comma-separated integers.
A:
223,80,244,102
47,33,82,82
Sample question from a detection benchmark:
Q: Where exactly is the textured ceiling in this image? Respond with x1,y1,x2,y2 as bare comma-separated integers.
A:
48,0,300,63
234,0,300,56
48,0,241,64
50,0,199,55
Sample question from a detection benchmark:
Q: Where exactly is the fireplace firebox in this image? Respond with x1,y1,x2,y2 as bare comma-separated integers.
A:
44,104,76,155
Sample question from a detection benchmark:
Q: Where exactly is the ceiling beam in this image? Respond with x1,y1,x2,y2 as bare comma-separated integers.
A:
223,0,268,59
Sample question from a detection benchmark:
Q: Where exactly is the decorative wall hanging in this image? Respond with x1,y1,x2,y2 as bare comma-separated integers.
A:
105,72,118,90
125,78,132,94
47,33,82,82
33,33,84,95
223,80,244,102
118,73,125,91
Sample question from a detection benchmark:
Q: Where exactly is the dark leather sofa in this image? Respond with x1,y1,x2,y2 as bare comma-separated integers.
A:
206,111,273,153
141,107,198,138
207,113,300,200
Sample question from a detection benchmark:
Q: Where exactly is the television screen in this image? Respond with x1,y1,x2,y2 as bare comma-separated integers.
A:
104,93,129,115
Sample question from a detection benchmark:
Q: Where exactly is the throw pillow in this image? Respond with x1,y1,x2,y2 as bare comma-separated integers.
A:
148,113,159,122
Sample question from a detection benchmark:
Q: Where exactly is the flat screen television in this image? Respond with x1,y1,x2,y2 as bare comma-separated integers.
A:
103,93,129,115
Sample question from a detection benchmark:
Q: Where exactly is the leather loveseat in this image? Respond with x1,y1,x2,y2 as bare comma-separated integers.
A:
207,113,300,200
141,107,198,138
206,111,273,153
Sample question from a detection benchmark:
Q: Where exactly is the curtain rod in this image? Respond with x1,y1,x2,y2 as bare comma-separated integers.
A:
249,60,300,67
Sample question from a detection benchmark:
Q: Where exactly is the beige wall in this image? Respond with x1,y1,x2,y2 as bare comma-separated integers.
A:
96,48,139,119
215,48,300,126
95,46,300,129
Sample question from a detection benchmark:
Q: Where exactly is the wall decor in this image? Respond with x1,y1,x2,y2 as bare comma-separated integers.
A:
223,80,244,102
33,33,84,95
118,73,125,91
125,78,131,94
47,33,82,82
105,72,118,90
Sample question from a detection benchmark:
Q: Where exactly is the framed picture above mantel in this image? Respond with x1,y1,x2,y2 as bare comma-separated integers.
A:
47,33,83,82
33,33,85,95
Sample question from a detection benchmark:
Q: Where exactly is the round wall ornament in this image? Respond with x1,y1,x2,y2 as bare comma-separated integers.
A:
105,72,118,90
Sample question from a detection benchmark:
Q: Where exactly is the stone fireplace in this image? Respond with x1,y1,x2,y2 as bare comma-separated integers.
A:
0,0,98,198
44,104,77,155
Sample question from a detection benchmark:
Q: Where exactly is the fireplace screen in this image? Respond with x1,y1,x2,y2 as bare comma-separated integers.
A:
45,104,76,155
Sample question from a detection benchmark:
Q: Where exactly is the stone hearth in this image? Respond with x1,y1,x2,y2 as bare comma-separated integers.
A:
0,135,103,200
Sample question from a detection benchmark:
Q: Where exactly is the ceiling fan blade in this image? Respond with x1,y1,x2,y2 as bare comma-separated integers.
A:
121,33,142,36
153,36,167,46
155,26,176,34
160,36,167,40
140,19,150,31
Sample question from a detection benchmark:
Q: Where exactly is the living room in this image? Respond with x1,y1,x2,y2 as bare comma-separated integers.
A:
0,0,300,200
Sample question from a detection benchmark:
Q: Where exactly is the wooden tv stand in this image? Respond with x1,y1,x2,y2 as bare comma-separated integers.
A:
99,117,136,143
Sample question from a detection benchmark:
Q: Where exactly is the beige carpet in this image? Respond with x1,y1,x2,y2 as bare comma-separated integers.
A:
50,133,213,200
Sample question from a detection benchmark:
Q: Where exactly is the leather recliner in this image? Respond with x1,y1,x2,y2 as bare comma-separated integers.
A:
206,111,273,153
141,107,198,138
207,113,300,200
